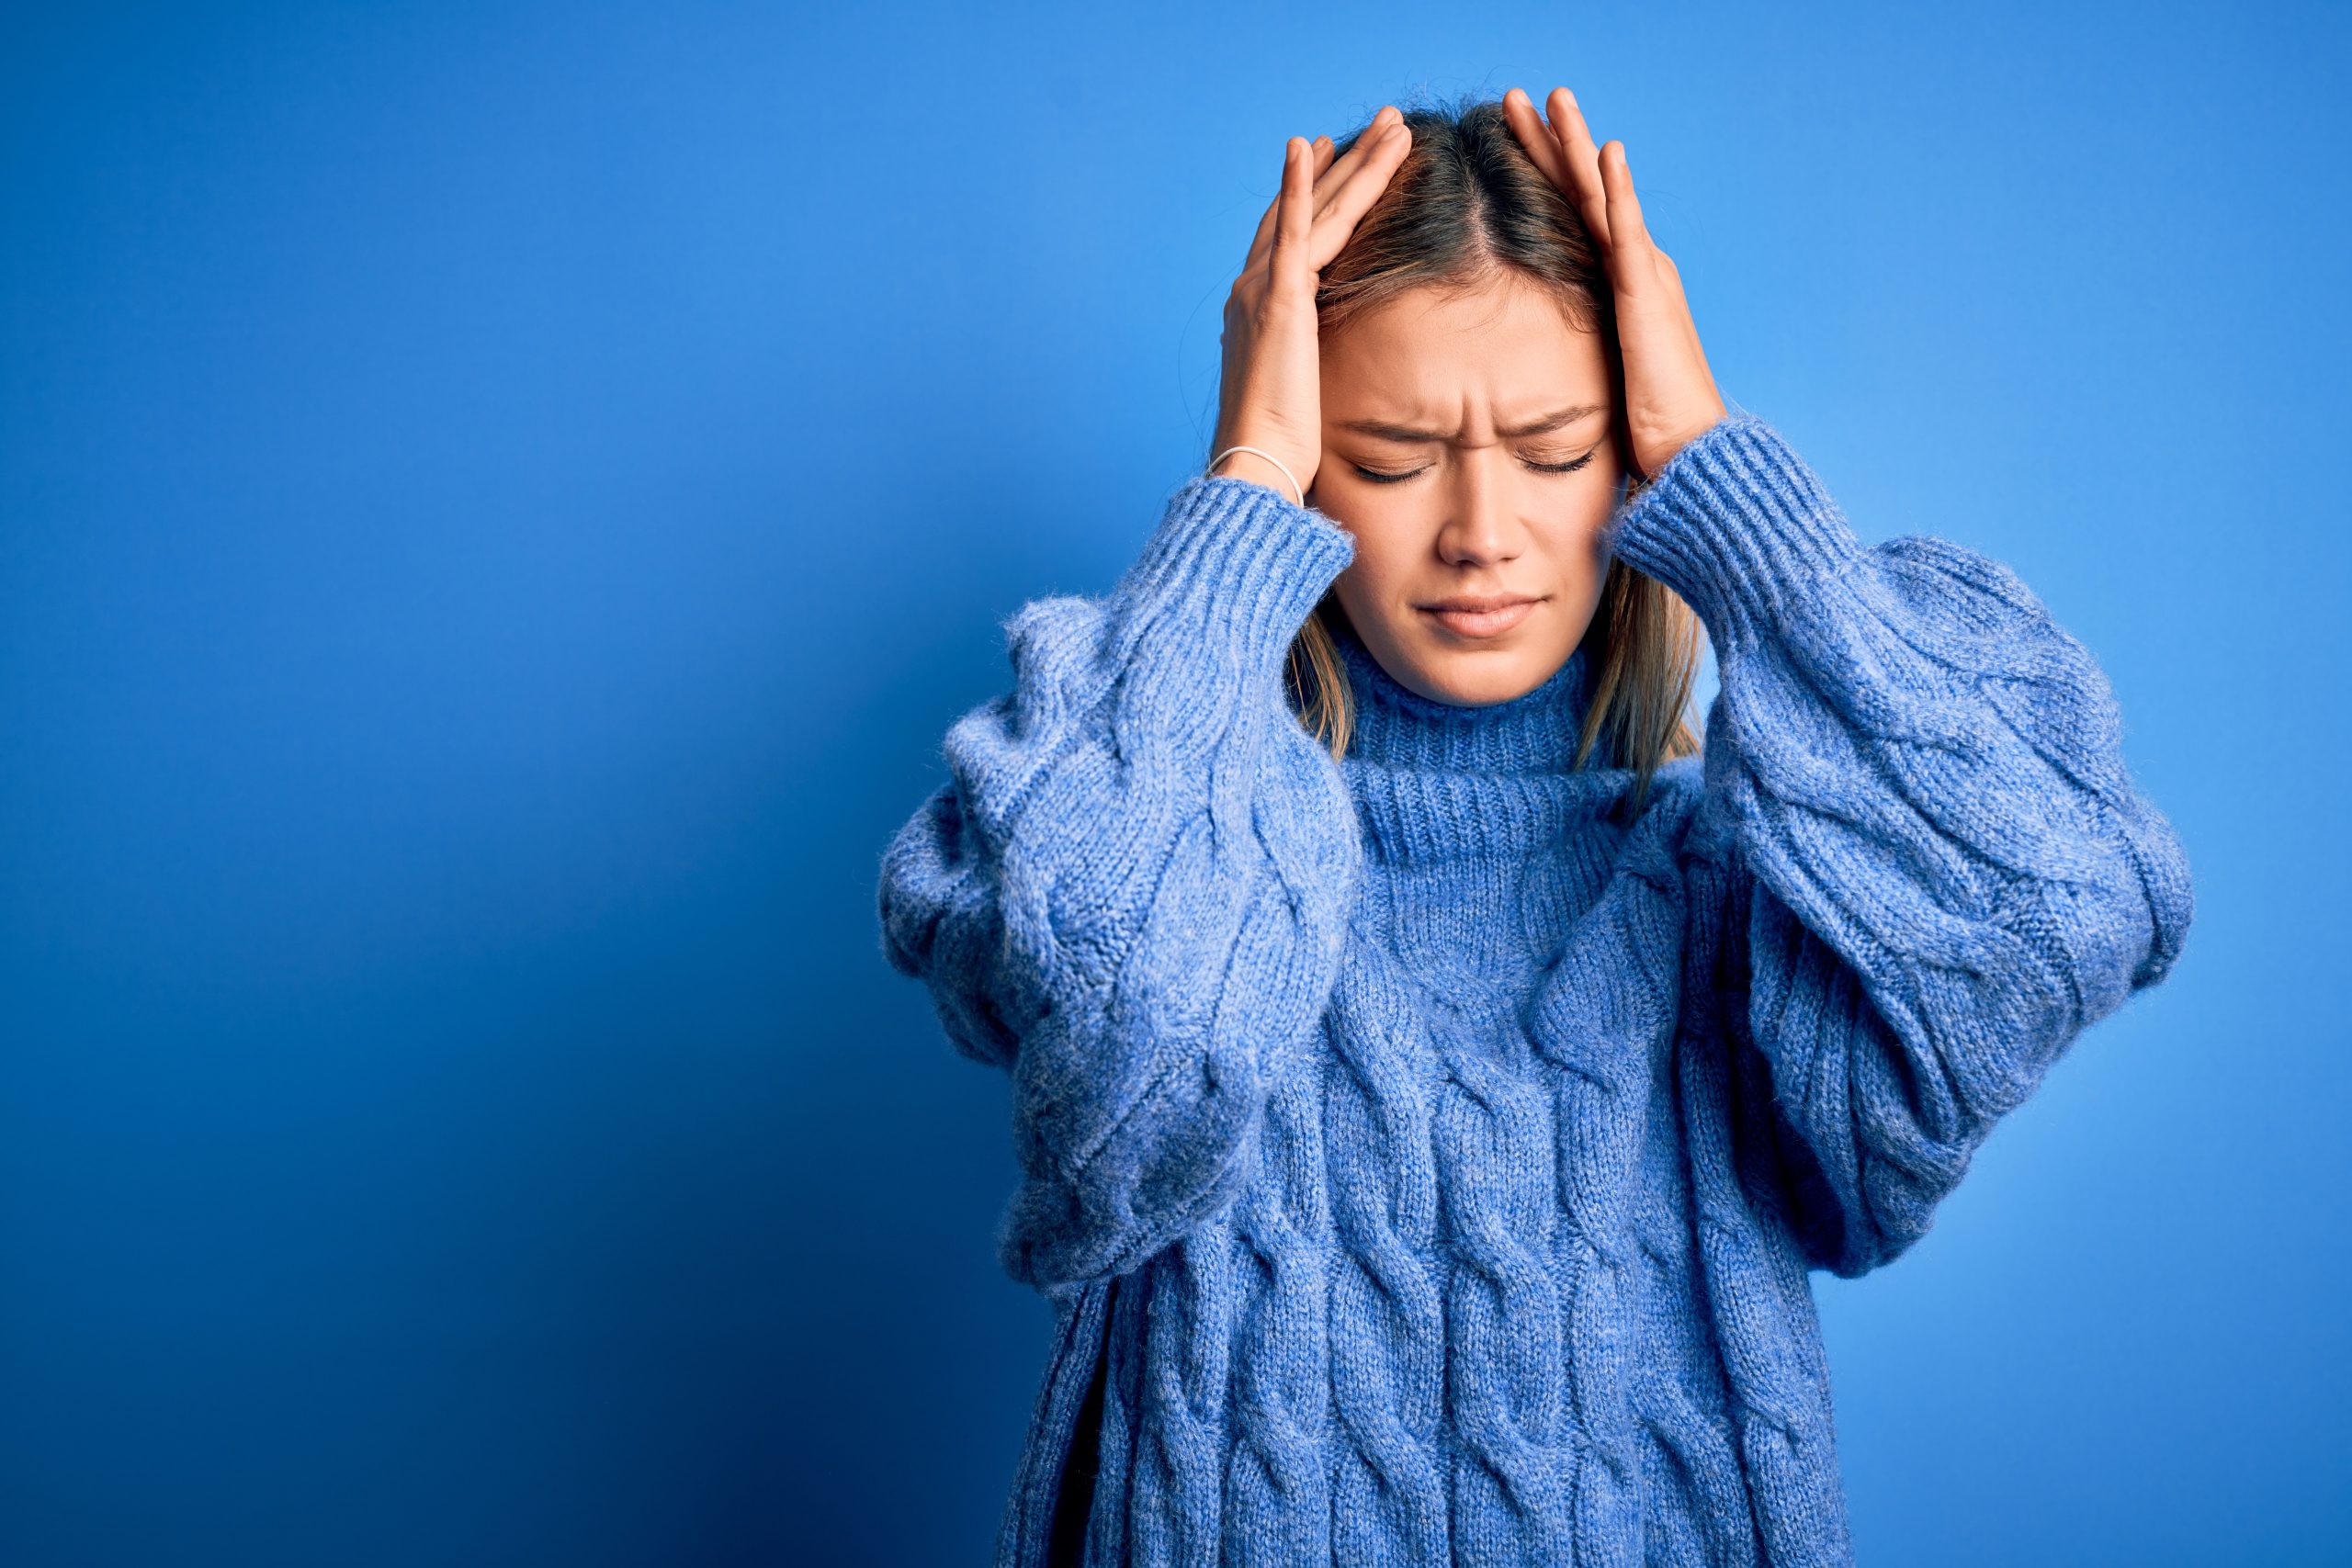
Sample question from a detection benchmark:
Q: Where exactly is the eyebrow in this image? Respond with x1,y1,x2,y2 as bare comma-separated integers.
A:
1338,402,1609,443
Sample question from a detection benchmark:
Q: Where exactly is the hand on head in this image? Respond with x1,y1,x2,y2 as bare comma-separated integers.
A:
1209,91,1726,503
1500,86,1727,479
1208,106,1415,503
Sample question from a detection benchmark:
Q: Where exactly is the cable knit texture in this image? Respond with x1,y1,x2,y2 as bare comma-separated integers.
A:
876,413,2195,1566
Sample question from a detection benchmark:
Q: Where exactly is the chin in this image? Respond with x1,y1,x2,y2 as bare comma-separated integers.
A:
1413,646,1555,707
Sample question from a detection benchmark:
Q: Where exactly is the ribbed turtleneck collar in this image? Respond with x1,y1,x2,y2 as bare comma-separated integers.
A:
1331,615,1595,774
1327,614,1633,865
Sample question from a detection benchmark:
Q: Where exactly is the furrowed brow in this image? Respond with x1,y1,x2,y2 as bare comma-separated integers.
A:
1338,403,1609,442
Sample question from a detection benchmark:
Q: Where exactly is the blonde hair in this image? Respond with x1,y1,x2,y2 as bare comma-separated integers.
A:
1271,92,1703,818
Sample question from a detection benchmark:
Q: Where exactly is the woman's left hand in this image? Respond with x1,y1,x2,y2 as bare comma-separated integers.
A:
1503,85,1727,480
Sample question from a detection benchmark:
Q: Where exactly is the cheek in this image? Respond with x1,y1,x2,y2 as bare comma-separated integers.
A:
1329,504,1426,603
1327,477,1439,547
1553,469,1625,551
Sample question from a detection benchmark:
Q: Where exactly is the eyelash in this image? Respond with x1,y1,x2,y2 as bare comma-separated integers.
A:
1351,451,1598,484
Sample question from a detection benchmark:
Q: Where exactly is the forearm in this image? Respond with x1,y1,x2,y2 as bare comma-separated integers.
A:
879,470,1363,1288
1631,414,2197,1272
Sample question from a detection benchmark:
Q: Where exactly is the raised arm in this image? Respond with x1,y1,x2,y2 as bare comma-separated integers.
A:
879,105,1417,1295
1614,412,2197,1278
876,472,1362,1293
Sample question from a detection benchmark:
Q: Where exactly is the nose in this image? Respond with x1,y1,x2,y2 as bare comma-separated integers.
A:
1434,446,1524,566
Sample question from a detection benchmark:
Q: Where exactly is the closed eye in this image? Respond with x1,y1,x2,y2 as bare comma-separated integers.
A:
1352,449,1599,484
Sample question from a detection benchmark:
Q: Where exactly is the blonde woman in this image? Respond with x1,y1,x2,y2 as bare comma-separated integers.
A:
878,86,2193,1568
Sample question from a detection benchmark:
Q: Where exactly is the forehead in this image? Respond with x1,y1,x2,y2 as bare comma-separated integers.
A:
1319,276,1611,421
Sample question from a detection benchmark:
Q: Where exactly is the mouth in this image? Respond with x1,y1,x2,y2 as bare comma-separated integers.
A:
1418,594,1544,639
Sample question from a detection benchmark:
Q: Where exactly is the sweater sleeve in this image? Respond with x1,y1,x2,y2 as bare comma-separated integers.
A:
1610,412,2198,1280
875,473,1363,1293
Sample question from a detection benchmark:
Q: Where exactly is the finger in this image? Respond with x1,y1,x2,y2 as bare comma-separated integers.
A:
1242,135,1333,273
1244,132,1336,276
1311,105,1399,223
1306,132,1338,205
1267,136,1315,301
1600,139,1656,265
1305,119,1412,265
1501,88,1570,192
1544,87,1612,248
1655,245,1691,323
1655,247,1714,378
1654,246,1686,310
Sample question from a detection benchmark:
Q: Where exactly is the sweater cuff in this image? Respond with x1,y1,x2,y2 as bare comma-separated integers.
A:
1108,472,1357,674
1600,413,1871,652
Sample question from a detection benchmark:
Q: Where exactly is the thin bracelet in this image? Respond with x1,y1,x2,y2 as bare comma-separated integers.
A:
1207,445,1305,508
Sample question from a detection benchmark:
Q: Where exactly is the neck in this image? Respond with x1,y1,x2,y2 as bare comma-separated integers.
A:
1324,612,1631,865
1330,610,1596,774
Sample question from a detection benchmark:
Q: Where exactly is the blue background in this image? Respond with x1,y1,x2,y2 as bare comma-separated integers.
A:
5,3,2345,1563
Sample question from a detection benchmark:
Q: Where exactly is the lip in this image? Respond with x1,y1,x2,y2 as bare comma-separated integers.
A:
1419,594,1543,638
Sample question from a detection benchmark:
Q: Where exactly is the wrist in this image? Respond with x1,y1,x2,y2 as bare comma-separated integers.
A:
1634,407,1732,479
1207,447,1306,506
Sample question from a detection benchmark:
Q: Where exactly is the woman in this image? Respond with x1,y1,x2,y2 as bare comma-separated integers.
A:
876,87,2194,1568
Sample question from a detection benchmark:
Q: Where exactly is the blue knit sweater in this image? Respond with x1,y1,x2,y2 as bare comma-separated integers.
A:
876,412,2194,1567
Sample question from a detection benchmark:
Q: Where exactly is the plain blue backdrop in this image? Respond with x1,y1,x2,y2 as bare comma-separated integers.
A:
4,2,2346,1563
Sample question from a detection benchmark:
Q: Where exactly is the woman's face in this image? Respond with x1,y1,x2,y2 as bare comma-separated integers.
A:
1310,272,1625,708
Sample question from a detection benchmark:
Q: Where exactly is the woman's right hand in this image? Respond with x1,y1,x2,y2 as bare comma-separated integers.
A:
1210,105,1416,503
